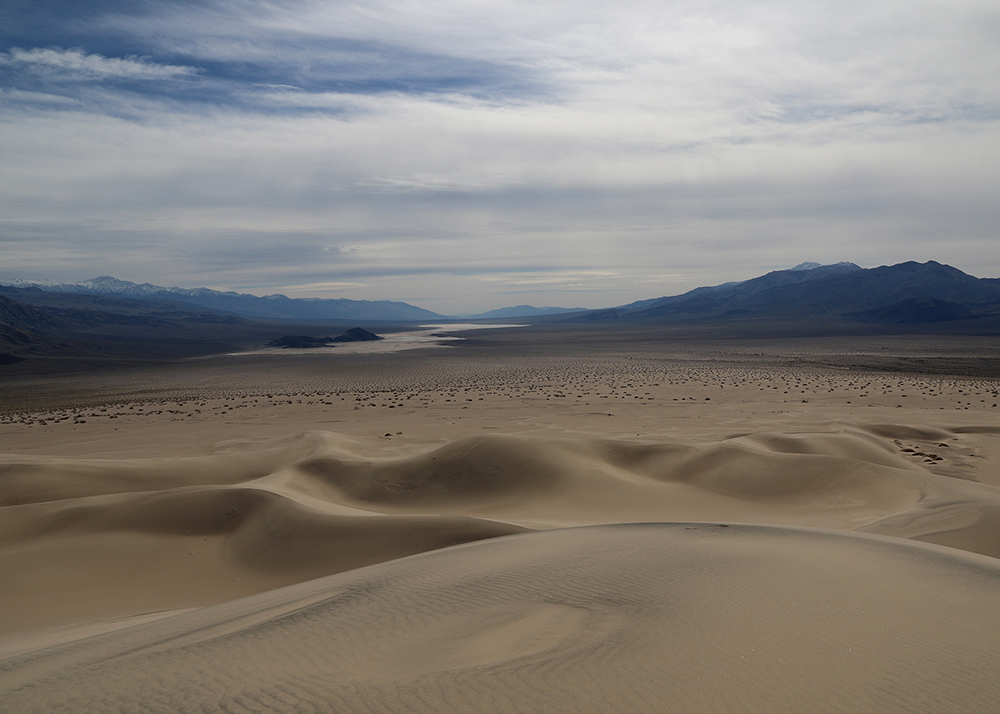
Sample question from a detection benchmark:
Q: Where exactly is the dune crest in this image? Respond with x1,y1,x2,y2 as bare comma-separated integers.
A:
0,431,338,507
4,523,1000,713
3,423,1000,636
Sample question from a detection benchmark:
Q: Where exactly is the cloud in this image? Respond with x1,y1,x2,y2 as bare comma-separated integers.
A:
0,47,198,81
356,171,523,194
1,0,998,311
257,280,370,296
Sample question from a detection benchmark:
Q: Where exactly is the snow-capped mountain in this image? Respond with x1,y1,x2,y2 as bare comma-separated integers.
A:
790,261,861,272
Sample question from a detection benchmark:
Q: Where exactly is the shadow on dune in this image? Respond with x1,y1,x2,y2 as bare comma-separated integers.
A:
5,523,1000,713
2,424,1000,633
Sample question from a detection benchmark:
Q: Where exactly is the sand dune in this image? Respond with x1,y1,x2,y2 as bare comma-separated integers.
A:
0,484,525,634
0,431,341,506
4,523,1000,713
3,424,1000,637
1,339,998,711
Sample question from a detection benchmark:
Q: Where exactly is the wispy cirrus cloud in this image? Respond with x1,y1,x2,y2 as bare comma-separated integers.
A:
356,172,523,194
1,0,999,312
0,47,198,81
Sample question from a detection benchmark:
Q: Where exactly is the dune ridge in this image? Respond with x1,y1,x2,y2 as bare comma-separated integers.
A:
2,423,1000,637
0,431,344,506
1,335,998,712
4,523,1000,713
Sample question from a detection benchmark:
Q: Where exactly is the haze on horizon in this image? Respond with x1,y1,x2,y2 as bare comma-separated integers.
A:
2,0,998,314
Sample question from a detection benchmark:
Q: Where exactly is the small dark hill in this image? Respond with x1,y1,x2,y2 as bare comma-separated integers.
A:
267,328,383,348
267,335,335,349
331,327,383,342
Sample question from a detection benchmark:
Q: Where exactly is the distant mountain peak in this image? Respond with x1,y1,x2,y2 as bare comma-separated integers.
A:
76,276,169,295
789,261,861,272
586,260,998,325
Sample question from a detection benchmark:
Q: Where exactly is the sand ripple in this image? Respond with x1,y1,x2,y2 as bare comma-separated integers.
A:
3,523,1000,713
3,426,1000,636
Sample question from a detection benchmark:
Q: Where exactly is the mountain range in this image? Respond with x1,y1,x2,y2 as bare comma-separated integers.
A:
580,261,1000,324
0,277,592,322
2,261,999,368
1,277,442,322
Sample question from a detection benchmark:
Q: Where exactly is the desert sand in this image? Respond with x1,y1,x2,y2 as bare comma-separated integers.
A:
1,327,999,712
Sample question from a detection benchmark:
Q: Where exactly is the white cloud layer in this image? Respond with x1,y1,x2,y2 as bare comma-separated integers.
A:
1,0,998,312
1,47,197,80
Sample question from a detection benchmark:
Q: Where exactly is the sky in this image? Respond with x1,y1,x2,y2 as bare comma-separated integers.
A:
1,0,998,314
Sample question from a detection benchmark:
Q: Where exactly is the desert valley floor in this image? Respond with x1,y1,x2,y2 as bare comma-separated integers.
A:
1,326,999,712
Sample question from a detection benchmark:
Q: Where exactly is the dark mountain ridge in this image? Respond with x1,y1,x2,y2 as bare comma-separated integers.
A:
2,260,998,372
582,261,1000,324
0,292,244,334
1,277,441,322
0,292,257,370
1,285,216,315
609,262,862,315
845,298,979,324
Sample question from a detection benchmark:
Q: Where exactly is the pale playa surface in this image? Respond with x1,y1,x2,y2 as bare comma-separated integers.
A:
231,323,528,356
1,331,998,711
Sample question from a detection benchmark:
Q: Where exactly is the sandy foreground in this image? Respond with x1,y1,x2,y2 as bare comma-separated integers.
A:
1,330,999,712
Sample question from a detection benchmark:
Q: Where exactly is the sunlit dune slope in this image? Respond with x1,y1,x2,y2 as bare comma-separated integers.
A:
3,424,1000,635
4,523,1000,714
